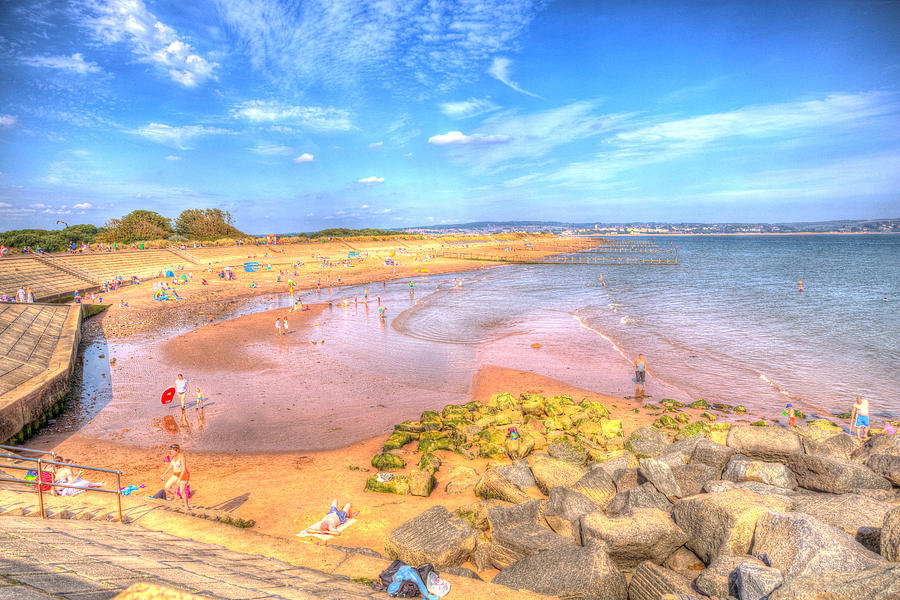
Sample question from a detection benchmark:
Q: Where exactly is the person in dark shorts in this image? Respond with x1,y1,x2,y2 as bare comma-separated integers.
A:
634,354,647,395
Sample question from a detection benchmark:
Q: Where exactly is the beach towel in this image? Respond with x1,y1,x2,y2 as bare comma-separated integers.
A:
295,518,357,541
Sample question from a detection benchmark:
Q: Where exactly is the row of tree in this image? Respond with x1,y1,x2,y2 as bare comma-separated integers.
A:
102,209,245,243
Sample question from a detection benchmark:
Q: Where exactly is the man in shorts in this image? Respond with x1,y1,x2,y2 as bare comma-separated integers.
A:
851,395,869,440
175,374,188,409
634,354,647,396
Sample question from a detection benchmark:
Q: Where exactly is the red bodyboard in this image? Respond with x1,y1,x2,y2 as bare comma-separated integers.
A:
161,387,176,404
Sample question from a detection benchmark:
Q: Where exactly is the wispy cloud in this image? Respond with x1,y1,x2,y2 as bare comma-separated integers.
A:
293,153,314,163
250,142,294,155
213,0,544,93
368,141,383,149
73,202,94,209
165,155,181,161
487,57,539,98
428,131,510,145
439,98,500,119
430,101,619,172
21,53,103,75
357,176,384,184
0,115,18,128
231,100,353,132
81,0,217,87
129,123,234,149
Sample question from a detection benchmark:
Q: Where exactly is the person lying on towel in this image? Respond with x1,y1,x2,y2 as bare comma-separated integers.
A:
307,499,359,535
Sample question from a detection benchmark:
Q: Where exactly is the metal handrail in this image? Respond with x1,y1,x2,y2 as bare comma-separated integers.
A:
0,444,56,457
0,454,123,521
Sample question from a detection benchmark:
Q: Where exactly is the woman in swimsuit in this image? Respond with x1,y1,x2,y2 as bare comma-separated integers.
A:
161,444,190,509
308,499,359,535
54,458,103,496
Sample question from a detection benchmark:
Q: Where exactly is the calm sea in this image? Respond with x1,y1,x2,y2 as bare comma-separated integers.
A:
385,234,900,421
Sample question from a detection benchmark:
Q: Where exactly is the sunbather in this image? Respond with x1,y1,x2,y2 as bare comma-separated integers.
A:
53,457,104,496
307,499,359,535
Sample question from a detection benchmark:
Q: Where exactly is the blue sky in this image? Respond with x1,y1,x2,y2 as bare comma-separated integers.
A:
1,0,899,233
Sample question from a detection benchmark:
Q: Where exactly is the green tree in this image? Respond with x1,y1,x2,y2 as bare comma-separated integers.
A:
174,208,244,240
100,210,173,243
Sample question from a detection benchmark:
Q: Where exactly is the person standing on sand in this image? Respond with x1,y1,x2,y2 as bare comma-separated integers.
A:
161,444,190,509
850,395,869,440
175,374,188,409
634,354,647,396
275,317,282,337
282,316,288,335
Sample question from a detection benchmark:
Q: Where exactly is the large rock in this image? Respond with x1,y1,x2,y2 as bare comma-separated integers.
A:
694,554,766,597
385,506,477,568
802,432,860,460
640,457,683,501
474,466,531,504
626,426,672,459
487,499,546,531
751,510,887,580
866,454,900,486
689,438,736,475
571,466,618,510
852,433,900,463
663,547,705,579
608,483,674,517
489,523,574,569
882,506,900,561
592,452,640,475
769,565,900,600
581,508,688,569
544,487,597,542
627,561,694,600
612,468,646,493
732,562,783,600
549,438,589,465
531,456,587,495
671,464,719,498
492,543,627,600
673,489,793,563
722,455,797,490
495,461,539,490
444,466,480,494
792,493,894,553
726,425,802,461
787,454,892,493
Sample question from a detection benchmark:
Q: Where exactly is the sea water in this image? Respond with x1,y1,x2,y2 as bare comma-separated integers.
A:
384,234,899,421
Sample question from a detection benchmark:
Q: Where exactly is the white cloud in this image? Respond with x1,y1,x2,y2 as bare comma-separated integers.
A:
165,155,181,160
129,123,233,149
250,142,294,155
368,141,383,149
82,0,217,87
428,130,510,145
73,202,94,209
0,115,18,128
357,176,384,184
487,57,539,98
293,153,315,163
232,100,353,132
21,53,102,75
361,204,369,208
0,202,12,208
213,0,544,93
440,98,500,119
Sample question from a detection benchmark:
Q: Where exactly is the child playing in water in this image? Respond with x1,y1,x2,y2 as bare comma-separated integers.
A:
785,404,796,429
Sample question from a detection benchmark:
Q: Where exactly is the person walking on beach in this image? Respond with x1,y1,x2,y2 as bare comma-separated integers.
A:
282,316,288,335
850,395,869,440
160,444,190,509
275,317,282,337
175,374,188,409
634,354,647,396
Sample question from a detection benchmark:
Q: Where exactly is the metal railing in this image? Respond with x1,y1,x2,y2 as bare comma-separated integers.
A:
0,446,123,522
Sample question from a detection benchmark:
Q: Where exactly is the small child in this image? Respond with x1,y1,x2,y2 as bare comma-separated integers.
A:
885,421,896,435
195,387,204,411
275,317,281,336
282,316,288,334
785,404,796,429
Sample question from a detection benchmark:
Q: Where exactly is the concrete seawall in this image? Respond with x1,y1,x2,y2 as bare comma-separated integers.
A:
0,303,81,445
